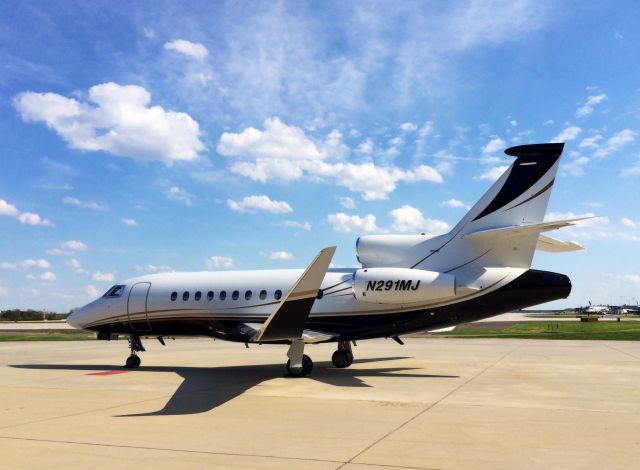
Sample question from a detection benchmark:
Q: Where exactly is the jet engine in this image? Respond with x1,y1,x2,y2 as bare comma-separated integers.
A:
352,268,456,304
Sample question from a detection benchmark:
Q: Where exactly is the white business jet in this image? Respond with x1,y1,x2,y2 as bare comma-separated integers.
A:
68,143,587,376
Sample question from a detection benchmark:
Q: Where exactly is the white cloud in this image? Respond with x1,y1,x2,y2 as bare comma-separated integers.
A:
0,199,53,226
63,197,108,211
39,271,56,282
594,129,636,158
621,217,637,229
92,271,115,282
476,165,509,182
85,284,101,298
0,259,50,270
545,211,610,240
121,218,138,227
282,220,312,231
622,162,640,177
66,258,83,271
134,264,174,273
355,138,374,155
579,134,603,149
218,117,322,160
400,122,417,132
227,195,292,214
327,213,378,233
14,83,205,163
482,137,506,155
340,197,355,209
269,251,294,260
230,158,304,183
164,186,194,206
206,256,236,269
0,199,19,216
164,39,209,61
441,198,468,209
575,94,607,118
389,205,450,234
562,155,590,177
551,126,582,143
62,240,88,251
510,120,518,126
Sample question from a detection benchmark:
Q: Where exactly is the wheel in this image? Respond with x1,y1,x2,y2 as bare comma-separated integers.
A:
124,355,141,368
286,354,313,377
332,350,351,368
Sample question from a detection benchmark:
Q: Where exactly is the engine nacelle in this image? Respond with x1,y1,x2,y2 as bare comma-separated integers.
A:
352,268,456,304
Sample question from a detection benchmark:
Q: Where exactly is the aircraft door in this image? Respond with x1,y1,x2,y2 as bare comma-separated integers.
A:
127,282,152,332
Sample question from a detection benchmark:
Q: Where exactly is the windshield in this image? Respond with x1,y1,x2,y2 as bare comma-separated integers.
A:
102,285,125,298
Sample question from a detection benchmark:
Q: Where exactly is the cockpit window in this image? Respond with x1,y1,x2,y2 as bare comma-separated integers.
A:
103,285,125,298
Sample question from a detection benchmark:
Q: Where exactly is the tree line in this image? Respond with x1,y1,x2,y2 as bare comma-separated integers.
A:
0,309,73,321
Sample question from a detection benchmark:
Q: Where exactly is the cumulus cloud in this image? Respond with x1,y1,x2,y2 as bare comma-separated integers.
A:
27,271,56,282
400,122,418,133
63,197,108,211
206,256,236,269
575,94,607,118
579,134,603,149
85,284,101,298
562,155,590,177
164,186,194,206
65,258,83,272
134,264,174,273
0,259,50,270
621,217,637,229
164,39,209,61
0,199,53,226
281,220,312,231
441,198,468,209
121,218,138,227
47,240,88,256
227,195,292,213
389,205,450,234
594,129,636,158
219,118,443,200
482,137,506,155
327,213,378,233
218,117,322,160
476,165,509,182
355,138,374,155
14,83,205,163
340,197,355,209
551,126,582,143
269,251,294,260
92,271,115,282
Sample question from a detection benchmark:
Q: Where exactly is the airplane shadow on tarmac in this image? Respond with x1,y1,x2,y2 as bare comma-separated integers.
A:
12,357,458,417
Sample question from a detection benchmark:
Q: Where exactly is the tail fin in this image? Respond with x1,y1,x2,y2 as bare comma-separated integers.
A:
414,143,565,271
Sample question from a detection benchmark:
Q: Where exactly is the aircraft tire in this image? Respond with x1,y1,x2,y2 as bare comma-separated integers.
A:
287,354,313,377
125,355,141,368
332,350,352,368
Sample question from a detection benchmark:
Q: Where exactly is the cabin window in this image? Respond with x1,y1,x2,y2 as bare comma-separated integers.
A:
207,291,214,301
245,290,252,300
183,291,189,301
170,291,177,301
195,291,202,301
232,290,239,300
220,290,227,301
259,290,267,300
274,289,282,300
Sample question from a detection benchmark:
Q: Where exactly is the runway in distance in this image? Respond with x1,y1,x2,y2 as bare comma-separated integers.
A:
68,143,588,376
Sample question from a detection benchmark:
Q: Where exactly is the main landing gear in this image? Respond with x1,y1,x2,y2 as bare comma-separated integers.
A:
124,335,145,368
331,340,354,368
285,339,356,377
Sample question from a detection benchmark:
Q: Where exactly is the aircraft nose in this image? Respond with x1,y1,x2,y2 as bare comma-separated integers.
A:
67,306,87,329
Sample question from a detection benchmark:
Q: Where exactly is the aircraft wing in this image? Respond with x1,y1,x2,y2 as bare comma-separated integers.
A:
536,234,584,253
254,246,336,342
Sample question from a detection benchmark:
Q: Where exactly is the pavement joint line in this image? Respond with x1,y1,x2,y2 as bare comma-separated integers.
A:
426,402,640,416
336,345,521,469
0,436,345,465
601,342,640,361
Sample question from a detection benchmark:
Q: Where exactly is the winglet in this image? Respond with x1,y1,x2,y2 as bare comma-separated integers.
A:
255,246,336,342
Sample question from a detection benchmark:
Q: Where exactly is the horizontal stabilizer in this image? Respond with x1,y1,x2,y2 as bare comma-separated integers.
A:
536,234,584,253
255,246,336,342
464,216,595,241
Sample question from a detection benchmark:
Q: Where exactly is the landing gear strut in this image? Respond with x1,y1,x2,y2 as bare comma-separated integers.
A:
286,339,313,377
124,335,145,368
332,340,354,368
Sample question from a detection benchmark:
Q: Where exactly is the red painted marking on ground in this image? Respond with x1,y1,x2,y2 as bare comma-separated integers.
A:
86,370,130,376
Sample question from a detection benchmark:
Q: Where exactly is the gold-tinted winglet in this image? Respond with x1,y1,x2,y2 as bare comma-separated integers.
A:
255,246,336,342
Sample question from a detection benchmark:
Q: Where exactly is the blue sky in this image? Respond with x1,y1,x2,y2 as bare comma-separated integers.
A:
1,0,640,312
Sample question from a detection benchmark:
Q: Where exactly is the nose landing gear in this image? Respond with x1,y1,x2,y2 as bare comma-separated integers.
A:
124,335,145,368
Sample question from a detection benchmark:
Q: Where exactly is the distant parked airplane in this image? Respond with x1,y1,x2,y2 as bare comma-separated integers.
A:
68,143,587,376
